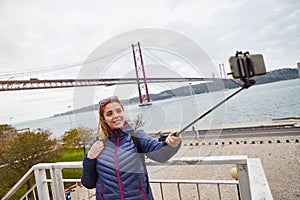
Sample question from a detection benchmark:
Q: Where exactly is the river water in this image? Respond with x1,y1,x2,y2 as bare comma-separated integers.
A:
14,79,300,138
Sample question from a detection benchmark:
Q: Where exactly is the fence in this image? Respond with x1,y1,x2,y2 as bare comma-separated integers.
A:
2,156,273,200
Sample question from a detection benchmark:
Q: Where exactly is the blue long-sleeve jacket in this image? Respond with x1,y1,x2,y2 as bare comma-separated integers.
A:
81,124,181,200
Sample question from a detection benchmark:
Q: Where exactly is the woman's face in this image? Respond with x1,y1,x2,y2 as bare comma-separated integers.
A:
103,102,125,130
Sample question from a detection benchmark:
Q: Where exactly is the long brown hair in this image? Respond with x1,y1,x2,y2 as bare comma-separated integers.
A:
97,96,124,140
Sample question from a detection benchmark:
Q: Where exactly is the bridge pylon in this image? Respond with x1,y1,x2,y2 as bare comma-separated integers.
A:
131,42,152,106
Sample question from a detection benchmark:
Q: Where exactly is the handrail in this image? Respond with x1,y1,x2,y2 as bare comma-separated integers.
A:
145,155,248,165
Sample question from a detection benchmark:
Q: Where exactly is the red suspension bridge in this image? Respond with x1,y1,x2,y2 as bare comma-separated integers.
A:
0,42,223,106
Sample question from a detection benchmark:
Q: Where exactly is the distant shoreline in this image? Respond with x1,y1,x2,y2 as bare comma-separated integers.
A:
52,69,299,118
147,117,300,135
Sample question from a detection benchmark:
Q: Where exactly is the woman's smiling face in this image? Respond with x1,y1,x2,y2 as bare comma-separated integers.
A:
103,101,125,130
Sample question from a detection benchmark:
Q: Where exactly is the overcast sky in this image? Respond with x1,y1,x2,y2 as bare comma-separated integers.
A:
0,0,299,124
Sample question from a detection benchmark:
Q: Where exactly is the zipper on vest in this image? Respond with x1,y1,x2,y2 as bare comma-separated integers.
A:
139,180,147,200
100,185,104,200
115,131,124,200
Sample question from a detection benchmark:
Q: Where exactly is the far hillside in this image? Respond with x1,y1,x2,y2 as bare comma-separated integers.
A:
52,67,298,117
254,68,298,84
149,68,299,100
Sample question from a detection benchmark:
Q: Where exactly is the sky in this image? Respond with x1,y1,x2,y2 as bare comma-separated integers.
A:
0,0,299,124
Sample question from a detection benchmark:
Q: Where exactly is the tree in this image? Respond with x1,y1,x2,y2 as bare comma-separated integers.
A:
77,127,96,154
0,124,17,136
61,127,96,154
9,130,60,170
0,124,18,166
62,128,81,148
129,114,146,130
0,125,61,198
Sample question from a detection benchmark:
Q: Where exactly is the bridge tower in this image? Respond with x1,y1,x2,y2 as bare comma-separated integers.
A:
131,42,152,106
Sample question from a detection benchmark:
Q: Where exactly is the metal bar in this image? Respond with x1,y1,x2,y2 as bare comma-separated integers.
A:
176,86,245,136
33,188,37,200
247,159,273,199
138,42,151,103
196,183,201,200
217,184,221,200
237,184,241,200
34,168,50,200
132,44,143,104
20,184,37,200
50,167,65,200
160,182,164,200
150,180,238,185
177,183,182,200
237,163,251,200
146,156,248,166
47,178,239,185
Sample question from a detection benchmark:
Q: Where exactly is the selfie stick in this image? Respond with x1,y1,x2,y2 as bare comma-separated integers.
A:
157,51,263,141
174,80,254,137
173,51,258,137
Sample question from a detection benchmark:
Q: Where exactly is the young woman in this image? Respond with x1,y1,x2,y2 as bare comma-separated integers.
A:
81,96,181,200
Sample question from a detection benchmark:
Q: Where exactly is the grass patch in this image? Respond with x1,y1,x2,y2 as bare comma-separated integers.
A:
63,168,82,179
60,148,86,188
60,148,85,179
61,147,86,162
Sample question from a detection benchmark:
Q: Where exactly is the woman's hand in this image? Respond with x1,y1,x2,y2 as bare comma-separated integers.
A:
87,140,104,159
165,132,181,148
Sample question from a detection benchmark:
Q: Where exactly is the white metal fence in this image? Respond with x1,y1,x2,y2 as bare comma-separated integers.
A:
2,156,273,200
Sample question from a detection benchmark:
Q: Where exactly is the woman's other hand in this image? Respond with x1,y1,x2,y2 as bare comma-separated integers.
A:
87,140,104,159
165,132,181,148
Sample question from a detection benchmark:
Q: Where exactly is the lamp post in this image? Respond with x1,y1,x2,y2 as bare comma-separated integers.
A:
219,63,223,78
68,105,72,129
189,83,196,133
219,63,227,89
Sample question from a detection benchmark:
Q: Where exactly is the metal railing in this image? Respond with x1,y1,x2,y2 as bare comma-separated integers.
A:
2,156,273,200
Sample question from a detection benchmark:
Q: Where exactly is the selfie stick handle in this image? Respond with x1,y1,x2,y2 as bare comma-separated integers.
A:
175,86,247,136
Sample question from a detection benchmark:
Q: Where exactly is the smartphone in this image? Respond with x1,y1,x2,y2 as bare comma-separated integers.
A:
228,54,266,79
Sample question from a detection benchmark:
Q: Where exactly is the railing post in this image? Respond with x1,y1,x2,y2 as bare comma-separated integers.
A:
247,159,273,199
50,165,65,199
236,163,251,200
34,167,50,200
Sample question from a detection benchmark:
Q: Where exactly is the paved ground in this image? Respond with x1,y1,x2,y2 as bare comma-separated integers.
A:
74,120,300,200
168,127,300,140
148,133,300,199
